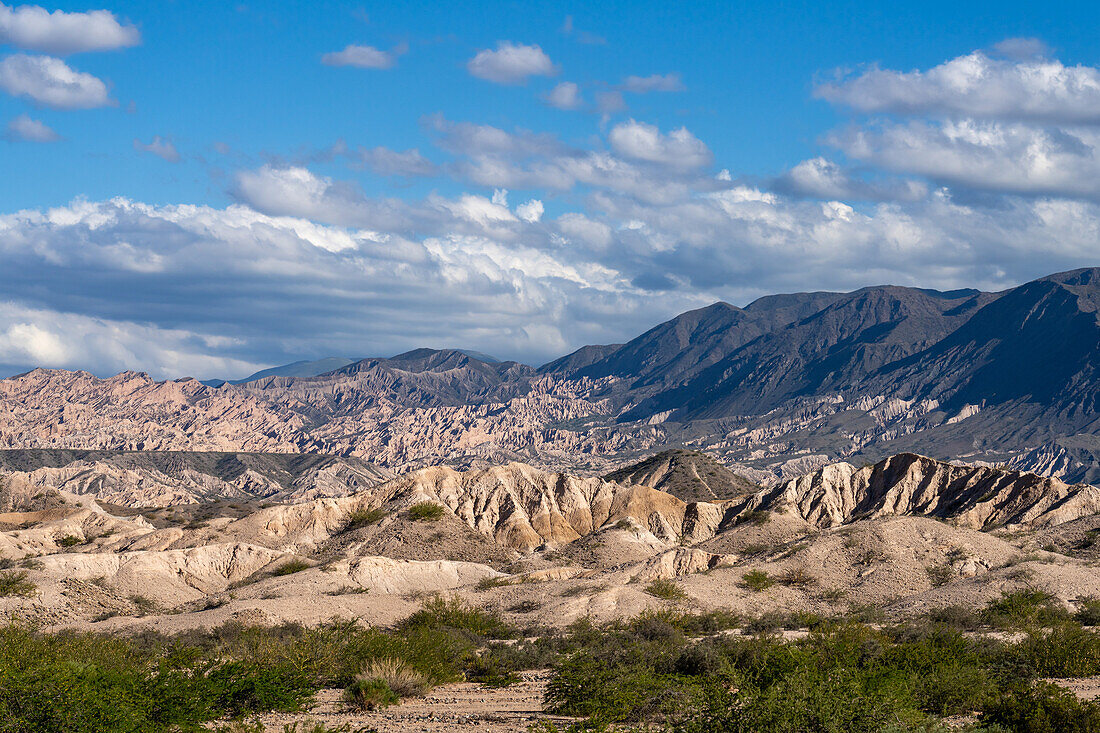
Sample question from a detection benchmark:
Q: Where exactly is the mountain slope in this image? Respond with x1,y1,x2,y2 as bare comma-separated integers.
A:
604,449,757,502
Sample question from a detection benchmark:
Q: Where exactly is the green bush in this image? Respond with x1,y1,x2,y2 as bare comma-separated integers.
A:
397,595,514,640
1076,597,1100,626
57,535,83,548
408,502,445,521
0,570,35,597
740,570,773,592
343,507,388,532
645,579,687,601
271,559,311,576
981,589,1071,629
981,681,1100,732
343,677,398,711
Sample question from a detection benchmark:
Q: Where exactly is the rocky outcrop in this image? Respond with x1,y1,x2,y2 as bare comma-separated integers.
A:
370,463,727,552
743,453,1100,529
604,449,757,502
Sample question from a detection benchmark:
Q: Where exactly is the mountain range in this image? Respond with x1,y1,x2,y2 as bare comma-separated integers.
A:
1,267,1098,482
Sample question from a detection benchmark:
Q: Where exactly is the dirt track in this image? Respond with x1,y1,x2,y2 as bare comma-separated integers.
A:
258,669,567,732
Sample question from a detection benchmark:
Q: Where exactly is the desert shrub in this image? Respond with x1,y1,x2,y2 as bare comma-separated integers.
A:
271,559,311,576
0,624,314,732
778,567,815,588
741,510,771,526
980,681,1100,732
466,653,521,687
740,570,773,592
645,579,687,601
129,594,157,614
343,507,388,531
475,576,511,591
408,502,445,521
925,563,954,588
1076,596,1100,626
353,657,427,696
1008,623,1100,677
0,570,35,597
922,605,982,631
343,677,398,711
397,595,515,640
56,535,82,547
981,589,1071,629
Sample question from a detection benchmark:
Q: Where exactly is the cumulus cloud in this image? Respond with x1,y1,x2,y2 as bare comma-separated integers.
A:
608,120,711,169
516,199,543,223
0,303,263,380
622,73,685,93
321,44,399,69
0,2,139,54
3,112,56,141
467,42,556,84
0,53,111,108
817,50,1100,124
778,156,927,202
828,119,1100,199
544,81,583,110
133,135,180,162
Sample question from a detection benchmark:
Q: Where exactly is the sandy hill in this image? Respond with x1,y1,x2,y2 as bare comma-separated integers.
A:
604,449,758,502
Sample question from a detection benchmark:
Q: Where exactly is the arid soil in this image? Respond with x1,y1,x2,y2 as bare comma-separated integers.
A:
256,670,563,732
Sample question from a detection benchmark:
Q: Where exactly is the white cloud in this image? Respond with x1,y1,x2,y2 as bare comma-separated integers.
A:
0,2,139,54
133,135,179,162
516,199,543,223
467,42,556,84
355,146,436,176
817,50,1100,124
608,120,711,169
544,81,583,109
829,119,1100,199
0,303,264,379
3,112,56,141
780,156,927,202
321,44,397,69
0,53,111,108
622,73,684,93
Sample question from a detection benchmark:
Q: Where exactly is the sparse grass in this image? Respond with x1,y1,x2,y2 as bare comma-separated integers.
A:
740,509,771,526
353,657,428,697
343,507,389,532
644,579,687,601
475,576,512,591
737,542,773,556
739,569,773,592
0,570,36,597
128,594,157,614
56,535,82,548
271,559,311,576
344,677,398,711
817,587,847,602
408,502,445,522
325,586,370,596
778,567,815,588
925,563,954,587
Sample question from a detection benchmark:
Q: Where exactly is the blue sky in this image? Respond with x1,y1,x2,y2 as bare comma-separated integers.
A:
1,1,1099,379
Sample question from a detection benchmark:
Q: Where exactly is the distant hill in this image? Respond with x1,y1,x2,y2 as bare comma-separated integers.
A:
4,268,1100,481
605,449,758,502
202,357,356,386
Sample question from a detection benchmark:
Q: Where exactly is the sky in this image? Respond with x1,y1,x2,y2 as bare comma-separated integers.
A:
1,0,1099,379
